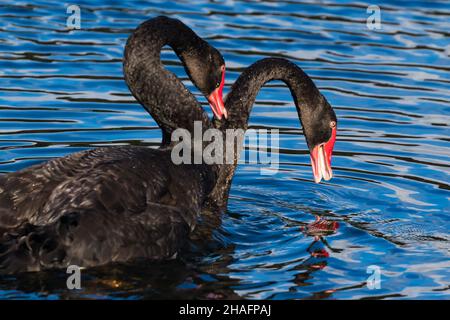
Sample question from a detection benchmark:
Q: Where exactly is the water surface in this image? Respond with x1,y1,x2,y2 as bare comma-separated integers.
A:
0,0,449,299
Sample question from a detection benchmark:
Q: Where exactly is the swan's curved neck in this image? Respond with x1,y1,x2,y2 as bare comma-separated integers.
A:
224,58,324,131
207,58,328,210
123,16,211,144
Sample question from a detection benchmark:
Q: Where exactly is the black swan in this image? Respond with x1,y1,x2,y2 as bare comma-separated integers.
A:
0,16,226,273
0,17,337,273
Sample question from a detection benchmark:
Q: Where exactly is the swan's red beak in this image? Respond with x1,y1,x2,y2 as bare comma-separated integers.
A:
207,67,227,120
310,127,336,183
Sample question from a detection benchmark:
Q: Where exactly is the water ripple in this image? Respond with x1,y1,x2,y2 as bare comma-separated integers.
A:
0,0,449,300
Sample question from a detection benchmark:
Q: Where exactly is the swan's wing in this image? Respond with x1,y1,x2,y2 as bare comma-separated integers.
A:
0,148,121,229
0,161,66,233
0,147,174,226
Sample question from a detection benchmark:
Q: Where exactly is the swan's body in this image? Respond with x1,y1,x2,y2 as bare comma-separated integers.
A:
0,17,337,273
0,147,215,272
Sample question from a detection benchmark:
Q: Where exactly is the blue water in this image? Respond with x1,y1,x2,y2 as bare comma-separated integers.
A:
0,0,449,299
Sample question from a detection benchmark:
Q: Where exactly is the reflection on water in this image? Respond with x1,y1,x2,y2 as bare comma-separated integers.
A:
0,0,449,299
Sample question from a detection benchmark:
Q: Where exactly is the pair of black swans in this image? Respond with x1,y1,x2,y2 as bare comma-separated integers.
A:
0,17,337,274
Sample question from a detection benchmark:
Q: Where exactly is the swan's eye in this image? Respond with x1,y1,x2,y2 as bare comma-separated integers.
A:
330,121,336,128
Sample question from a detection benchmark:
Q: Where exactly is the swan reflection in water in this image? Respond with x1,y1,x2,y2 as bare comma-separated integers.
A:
294,216,341,273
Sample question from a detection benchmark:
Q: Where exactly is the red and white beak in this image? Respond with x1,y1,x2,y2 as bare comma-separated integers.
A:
310,127,336,183
207,66,227,120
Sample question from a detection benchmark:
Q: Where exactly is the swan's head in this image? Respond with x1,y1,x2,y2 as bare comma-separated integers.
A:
181,44,227,120
302,96,337,183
